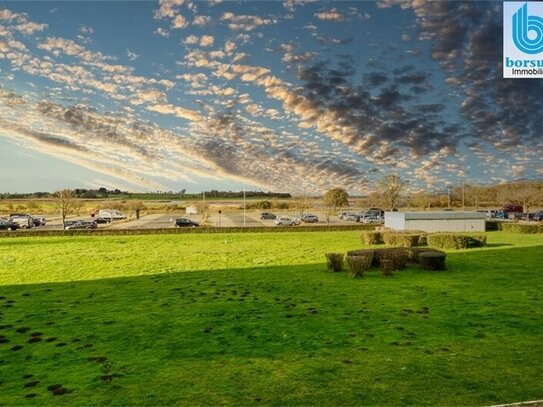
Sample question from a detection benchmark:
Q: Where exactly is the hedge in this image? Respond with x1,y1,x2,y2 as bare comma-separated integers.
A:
427,234,487,249
325,253,344,272
419,252,446,271
500,223,543,234
346,255,372,277
383,233,420,247
362,231,383,245
0,224,377,239
347,247,446,267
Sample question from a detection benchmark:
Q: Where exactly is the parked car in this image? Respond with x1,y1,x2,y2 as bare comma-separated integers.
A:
32,216,46,226
9,213,34,229
344,213,360,222
275,217,297,226
338,211,349,220
175,218,199,227
360,215,383,224
533,211,543,221
260,212,277,220
0,218,19,231
301,214,318,223
65,220,97,230
368,208,384,217
98,209,126,221
502,204,523,213
94,217,111,224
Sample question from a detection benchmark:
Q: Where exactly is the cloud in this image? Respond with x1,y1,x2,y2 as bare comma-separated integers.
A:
79,25,94,34
154,27,170,37
199,35,214,47
314,8,346,22
171,14,187,29
126,49,139,61
220,12,276,32
193,15,212,26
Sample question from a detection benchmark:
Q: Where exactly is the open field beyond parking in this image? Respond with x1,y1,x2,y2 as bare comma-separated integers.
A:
0,231,542,405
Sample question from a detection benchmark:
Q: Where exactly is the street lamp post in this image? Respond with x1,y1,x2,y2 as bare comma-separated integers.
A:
243,185,246,227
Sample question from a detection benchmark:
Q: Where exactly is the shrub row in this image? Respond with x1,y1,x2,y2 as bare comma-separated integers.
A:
382,233,420,247
500,223,543,234
427,234,487,249
0,224,376,239
362,230,427,247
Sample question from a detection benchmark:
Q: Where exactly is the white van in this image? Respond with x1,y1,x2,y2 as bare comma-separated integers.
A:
9,213,34,229
98,209,126,220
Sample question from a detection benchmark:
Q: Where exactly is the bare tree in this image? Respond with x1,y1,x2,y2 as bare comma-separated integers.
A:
464,184,485,211
53,189,79,229
196,201,210,224
292,195,312,218
323,187,349,224
377,175,409,211
511,182,542,218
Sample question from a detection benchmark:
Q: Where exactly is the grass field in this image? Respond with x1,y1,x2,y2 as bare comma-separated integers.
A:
0,231,542,405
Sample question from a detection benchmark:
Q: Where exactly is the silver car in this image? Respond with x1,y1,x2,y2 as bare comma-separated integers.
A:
275,217,297,226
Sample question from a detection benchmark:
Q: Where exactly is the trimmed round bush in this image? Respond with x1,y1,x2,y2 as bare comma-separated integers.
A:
407,247,446,264
325,253,344,272
362,231,383,245
419,252,446,271
383,233,420,247
346,255,372,278
379,248,408,270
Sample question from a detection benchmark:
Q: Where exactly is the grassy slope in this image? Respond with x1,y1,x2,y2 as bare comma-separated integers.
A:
0,232,542,405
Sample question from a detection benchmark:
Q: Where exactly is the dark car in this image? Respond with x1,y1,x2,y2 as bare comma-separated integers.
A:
94,217,111,224
260,212,277,220
301,214,318,223
65,220,97,230
32,216,46,226
175,218,199,227
532,211,543,221
0,218,19,231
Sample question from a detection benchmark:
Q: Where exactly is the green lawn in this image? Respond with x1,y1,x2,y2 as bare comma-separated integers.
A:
0,231,542,405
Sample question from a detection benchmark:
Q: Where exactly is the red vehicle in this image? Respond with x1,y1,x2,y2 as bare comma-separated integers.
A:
502,204,523,213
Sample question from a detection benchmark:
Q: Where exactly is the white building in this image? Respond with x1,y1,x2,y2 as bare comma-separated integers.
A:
384,211,486,233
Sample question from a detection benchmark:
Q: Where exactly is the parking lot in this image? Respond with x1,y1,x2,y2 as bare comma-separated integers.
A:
108,211,346,229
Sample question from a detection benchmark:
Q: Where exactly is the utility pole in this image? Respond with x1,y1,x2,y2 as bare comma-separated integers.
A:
461,179,465,211
243,185,246,227
447,185,452,209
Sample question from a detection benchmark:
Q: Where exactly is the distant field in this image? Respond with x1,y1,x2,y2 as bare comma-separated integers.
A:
0,231,542,405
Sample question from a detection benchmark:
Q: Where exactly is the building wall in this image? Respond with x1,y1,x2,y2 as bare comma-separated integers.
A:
384,213,406,230
405,219,485,232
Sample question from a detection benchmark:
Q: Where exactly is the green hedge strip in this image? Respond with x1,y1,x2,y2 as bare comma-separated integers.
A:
0,224,376,239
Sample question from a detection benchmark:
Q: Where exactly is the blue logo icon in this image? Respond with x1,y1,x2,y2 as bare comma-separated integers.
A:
513,2,543,54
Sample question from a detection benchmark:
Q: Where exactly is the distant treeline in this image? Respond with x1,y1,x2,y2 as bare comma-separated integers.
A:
0,188,292,200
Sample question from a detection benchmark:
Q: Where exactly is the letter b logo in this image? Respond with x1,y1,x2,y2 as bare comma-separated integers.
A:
513,3,543,54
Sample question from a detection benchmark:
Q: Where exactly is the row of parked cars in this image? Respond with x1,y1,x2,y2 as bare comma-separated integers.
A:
260,212,319,226
338,208,385,224
0,213,47,231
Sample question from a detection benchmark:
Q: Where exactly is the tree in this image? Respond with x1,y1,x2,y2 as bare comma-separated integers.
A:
377,175,409,211
463,184,486,211
323,188,349,224
195,202,210,224
292,195,312,218
53,189,79,229
511,181,542,218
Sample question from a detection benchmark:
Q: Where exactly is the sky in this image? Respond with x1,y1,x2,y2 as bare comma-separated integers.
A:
0,0,541,194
